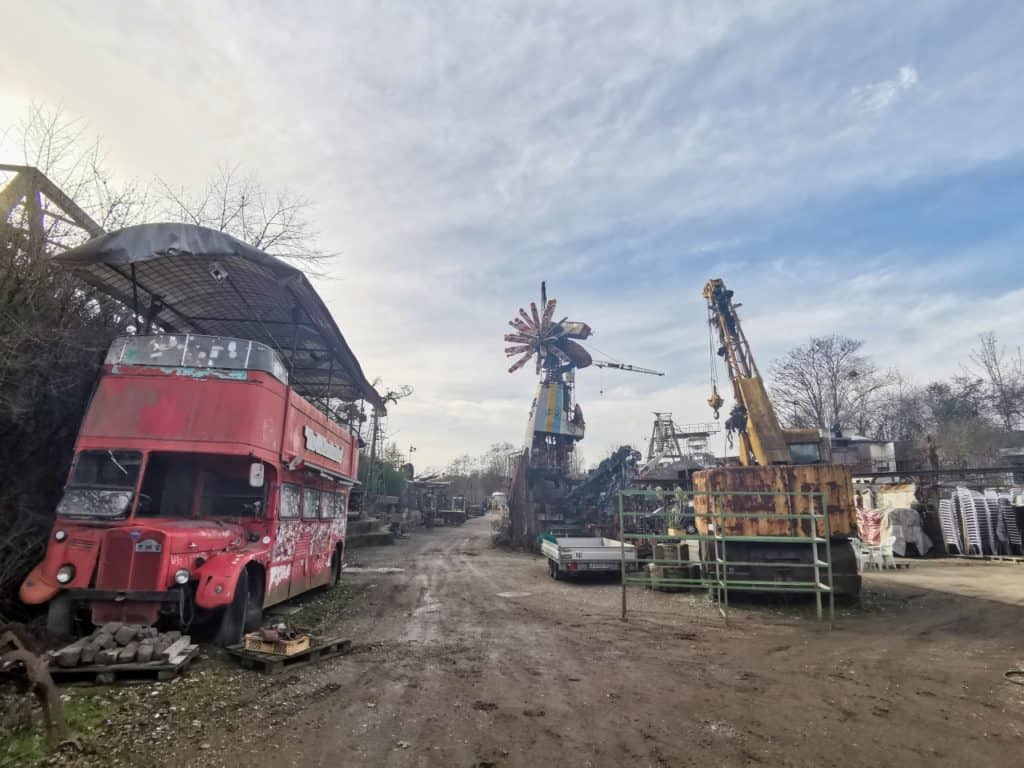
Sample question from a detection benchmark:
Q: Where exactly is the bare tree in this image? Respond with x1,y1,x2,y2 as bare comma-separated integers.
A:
769,335,893,436
869,374,927,442
968,331,1024,431
11,103,150,245
157,165,331,266
916,376,1006,468
481,442,516,478
1,106,144,617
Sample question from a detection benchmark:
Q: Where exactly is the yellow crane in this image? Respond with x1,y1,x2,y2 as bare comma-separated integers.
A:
693,278,861,596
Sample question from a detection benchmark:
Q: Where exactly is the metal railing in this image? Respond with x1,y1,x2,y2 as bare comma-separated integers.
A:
616,488,835,625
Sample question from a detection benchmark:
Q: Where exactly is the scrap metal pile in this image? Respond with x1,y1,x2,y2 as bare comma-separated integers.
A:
565,446,642,524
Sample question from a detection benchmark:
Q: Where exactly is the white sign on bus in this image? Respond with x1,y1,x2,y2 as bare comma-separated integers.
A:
303,425,344,463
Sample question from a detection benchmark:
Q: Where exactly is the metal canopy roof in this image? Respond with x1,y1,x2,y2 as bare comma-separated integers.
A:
56,222,384,412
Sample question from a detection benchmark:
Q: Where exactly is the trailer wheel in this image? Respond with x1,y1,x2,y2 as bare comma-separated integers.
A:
213,570,249,646
46,593,73,640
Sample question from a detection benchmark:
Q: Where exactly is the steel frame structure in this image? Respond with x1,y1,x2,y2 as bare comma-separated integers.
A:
617,488,836,625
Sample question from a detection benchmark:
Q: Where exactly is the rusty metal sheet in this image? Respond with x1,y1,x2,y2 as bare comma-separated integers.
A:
693,464,856,538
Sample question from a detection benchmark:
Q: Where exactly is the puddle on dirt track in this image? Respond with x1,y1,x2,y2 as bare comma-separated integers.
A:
345,566,406,574
496,591,533,598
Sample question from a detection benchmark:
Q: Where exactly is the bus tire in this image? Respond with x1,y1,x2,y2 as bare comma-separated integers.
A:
46,593,73,640
243,568,264,634
330,548,342,587
213,570,249,646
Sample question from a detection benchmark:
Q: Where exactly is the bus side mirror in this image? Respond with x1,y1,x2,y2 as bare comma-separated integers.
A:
249,462,265,488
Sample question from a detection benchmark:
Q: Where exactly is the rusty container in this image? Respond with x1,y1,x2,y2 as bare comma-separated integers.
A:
692,464,856,539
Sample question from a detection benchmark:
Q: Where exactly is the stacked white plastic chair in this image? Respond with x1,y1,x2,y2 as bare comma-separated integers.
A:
954,487,984,555
974,490,997,553
1000,489,1022,554
982,490,1004,553
938,499,962,554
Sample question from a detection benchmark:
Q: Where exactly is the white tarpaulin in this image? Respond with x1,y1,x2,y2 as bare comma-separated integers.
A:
884,507,933,556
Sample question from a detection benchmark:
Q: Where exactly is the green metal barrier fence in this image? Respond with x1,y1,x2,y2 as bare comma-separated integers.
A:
616,488,835,625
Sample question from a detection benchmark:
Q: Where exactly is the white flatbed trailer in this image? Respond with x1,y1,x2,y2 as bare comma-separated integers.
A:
541,536,636,579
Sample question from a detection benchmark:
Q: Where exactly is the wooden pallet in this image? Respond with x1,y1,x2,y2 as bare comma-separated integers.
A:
226,637,352,674
48,643,198,685
955,554,1024,564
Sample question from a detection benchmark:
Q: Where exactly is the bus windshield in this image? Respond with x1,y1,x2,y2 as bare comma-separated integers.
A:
137,453,266,519
57,450,142,519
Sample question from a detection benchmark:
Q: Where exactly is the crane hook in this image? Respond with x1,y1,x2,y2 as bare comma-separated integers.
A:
708,385,724,420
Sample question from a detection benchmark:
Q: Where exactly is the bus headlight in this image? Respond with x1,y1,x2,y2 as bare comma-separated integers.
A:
54,529,67,542
174,569,190,585
56,564,75,584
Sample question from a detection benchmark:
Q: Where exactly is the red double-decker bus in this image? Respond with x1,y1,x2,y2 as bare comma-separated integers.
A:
18,222,384,645
20,333,359,643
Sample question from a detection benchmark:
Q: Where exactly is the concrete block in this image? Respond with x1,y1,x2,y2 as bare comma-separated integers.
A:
117,641,139,663
56,646,82,668
80,643,100,665
114,626,138,646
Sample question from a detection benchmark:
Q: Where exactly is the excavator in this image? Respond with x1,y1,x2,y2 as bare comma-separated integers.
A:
693,279,861,596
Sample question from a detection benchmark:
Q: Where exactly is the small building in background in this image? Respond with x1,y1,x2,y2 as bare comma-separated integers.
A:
830,434,897,474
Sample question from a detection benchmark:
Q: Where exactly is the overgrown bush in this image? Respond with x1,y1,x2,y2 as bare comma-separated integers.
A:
0,237,127,619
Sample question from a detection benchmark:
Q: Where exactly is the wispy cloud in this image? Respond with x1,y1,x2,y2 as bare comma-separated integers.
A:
850,65,920,113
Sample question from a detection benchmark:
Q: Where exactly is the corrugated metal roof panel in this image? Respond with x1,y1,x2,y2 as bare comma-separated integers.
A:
56,222,384,411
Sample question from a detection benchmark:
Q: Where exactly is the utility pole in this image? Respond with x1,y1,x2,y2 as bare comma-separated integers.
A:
366,408,382,496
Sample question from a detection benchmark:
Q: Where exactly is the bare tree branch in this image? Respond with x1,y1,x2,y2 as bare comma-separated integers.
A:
153,165,334,273
769,335,893,436
968,331,1024,430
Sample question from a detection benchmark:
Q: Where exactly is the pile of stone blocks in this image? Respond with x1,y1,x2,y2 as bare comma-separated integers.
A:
51,624,191,668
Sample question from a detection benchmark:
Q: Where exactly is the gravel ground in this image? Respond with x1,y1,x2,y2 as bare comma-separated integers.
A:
4,514,1023,767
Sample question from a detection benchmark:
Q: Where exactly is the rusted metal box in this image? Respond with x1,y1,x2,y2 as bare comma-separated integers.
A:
692,464,856,538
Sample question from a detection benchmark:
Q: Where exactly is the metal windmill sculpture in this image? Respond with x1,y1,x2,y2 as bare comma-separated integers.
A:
503,282,593,377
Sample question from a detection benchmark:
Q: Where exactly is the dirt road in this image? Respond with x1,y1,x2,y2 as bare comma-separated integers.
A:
163,514,1023,768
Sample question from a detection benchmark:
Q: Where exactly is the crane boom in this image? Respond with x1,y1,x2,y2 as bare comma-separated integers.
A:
702,278,789,466
694,278,861,597
591,361,664,376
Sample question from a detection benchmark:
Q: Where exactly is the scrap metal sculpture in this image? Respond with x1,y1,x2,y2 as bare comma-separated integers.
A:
0,626,71,749
503,282,593,375
502,283,591,545
502,283,663,546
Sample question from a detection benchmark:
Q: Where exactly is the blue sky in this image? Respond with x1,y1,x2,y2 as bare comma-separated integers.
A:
3,1,1024,468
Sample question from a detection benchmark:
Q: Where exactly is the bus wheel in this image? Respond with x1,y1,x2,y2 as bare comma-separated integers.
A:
244,571,264,634
330,548,342,587
46,593,73,640
213,570,249,646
